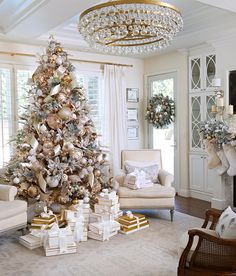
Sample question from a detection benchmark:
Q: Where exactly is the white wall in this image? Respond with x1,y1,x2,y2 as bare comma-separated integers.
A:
0,40,144,151
144,51,189,195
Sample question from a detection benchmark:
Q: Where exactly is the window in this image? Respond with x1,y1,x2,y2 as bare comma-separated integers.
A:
76,72,104,141
0,65,34,167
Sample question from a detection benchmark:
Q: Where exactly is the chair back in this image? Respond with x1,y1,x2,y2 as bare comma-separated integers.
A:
121,149,162,169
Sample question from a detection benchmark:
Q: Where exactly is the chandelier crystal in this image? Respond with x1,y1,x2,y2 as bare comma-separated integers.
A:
78,0,183,55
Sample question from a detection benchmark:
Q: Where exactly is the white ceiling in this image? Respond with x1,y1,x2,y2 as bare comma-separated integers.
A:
0,0,236,58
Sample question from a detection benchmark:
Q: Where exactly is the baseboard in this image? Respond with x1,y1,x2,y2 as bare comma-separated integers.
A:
190,190,211,202
211,198,228,210
178,189,190,197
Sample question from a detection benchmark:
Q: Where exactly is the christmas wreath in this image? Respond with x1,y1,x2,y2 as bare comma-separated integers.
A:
146,94,175,128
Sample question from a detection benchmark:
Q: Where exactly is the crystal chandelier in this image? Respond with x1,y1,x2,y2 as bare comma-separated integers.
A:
78,0,183,55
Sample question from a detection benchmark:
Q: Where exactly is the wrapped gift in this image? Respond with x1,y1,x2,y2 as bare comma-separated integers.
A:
98,195,119,206
89,212,112,223
118,211,149,234
89,220,120,236
88,230,118,242
94,203,120,215
44,223,77,256
99,189,117,200
19,234,43,250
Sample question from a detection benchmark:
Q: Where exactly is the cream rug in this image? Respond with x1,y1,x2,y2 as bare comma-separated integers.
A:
0,210,202,276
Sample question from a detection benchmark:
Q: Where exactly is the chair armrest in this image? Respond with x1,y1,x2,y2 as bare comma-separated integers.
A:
178,228,236,272
158,169,174,187
0,184,17,201
202,208,222,229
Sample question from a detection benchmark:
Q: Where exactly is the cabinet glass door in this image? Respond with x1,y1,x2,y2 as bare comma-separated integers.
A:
205,54,216,89
206,94,216,120
191,58,201,91
191,95,202,149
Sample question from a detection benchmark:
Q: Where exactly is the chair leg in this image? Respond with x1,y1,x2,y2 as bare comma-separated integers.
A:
170,209,174,222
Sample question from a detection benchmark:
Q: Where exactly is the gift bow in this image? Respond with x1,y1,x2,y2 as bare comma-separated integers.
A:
126,211,140,228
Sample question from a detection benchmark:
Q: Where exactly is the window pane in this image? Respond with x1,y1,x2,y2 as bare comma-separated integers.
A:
16,69,33,128
76,73,104,138
0,68,12,167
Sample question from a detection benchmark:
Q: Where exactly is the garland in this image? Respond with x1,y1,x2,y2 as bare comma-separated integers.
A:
146,94,175,129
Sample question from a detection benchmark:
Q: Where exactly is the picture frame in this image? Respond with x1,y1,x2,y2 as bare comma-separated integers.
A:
126,88,139,103
127,108,138,122
127,126,139,140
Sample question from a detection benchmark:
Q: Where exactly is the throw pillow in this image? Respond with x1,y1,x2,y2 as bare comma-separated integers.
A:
215,206,236,239
124,160,159,183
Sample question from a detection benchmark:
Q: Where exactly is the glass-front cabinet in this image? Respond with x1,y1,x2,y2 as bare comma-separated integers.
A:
189,53,216,93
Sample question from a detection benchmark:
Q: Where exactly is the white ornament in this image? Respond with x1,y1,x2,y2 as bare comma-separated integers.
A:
83,196,90,203
56,56,63,65
82,168,88,175
79,173,85,179
50,84,61,96
54,144,61,156
87,166,93,173
81,158,87,165
37,89,43,96
56,65,66,75
62,174,68,181
39,124,47,133
13,177,20,184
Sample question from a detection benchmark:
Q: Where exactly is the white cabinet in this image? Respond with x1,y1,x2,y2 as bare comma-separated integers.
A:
189,52,217,201
189,92,216,151
189,54,216,93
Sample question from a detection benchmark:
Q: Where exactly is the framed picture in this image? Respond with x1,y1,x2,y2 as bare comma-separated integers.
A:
127,108,138,121
127,88,139,102
127,126,139,140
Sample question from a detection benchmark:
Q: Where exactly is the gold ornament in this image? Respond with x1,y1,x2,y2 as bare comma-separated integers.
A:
58,106,72,120
46,114,62,129
72,198,78,205
27,185,39,198
62,74,72,84
94,169,101,177
43,141,53,149
55,46,63,53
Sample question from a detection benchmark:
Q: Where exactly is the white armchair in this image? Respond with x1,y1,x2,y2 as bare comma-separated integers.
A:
115,150,175,221
0,184,27,234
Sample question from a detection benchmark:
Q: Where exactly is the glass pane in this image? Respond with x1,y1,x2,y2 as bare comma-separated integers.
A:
0,68,12,167
151,77,174,175
191,96,201,149
206,95,216,120
191,58,201,90
206,55,216,88
16,69,34,128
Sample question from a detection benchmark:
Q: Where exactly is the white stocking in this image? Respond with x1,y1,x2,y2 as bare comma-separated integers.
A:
217,149,230,176
204,140,221,169
223,144,236,176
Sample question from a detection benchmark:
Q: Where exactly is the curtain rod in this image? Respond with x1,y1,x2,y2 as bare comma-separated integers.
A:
0,51,133,68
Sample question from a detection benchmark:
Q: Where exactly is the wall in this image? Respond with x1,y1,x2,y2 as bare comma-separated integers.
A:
144,51,189,195
0,40,144,152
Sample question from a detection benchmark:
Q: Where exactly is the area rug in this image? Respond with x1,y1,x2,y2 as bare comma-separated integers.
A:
0,210,202,276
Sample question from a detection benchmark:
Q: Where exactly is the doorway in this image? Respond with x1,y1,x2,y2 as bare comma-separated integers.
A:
147,72,178,190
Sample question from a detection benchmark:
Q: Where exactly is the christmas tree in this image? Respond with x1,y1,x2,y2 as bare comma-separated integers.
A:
2,37,110,207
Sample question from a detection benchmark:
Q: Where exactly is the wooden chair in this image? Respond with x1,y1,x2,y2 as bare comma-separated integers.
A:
178,209,236,276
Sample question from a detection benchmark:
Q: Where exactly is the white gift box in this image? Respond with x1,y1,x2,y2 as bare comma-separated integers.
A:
98,195,119,206
19,234,43,250
89,220,120,235
44,242,77,256
88,230,118,242
99,190,117,200
89,212,112,223
94,203,120,214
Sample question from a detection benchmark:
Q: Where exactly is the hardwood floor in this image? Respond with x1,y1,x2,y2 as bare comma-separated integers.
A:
175,195,211,219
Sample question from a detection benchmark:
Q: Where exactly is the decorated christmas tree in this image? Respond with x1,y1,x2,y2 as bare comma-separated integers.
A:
2,37,110,207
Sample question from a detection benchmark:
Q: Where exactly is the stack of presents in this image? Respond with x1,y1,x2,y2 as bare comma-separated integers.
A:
19,189,149,256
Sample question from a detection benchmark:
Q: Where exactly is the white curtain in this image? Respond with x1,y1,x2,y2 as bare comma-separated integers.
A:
104,65,127,176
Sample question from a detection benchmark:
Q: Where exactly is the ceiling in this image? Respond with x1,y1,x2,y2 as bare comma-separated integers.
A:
0,0,236,58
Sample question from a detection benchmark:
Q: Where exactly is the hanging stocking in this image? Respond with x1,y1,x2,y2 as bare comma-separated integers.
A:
217,149,230,176
223,144,236,176
204,140,221,169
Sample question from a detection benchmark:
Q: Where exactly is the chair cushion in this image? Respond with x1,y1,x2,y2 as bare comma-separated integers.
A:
178,228,219,262
215,206,236,239
118,184,175,198
0,200,27,220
